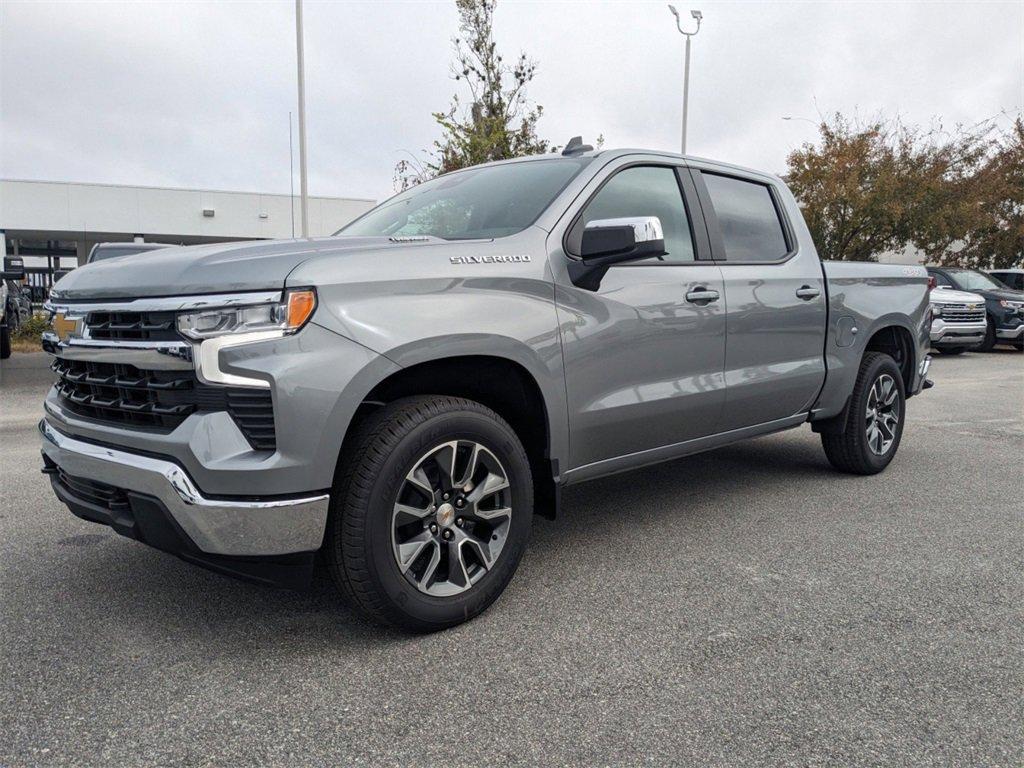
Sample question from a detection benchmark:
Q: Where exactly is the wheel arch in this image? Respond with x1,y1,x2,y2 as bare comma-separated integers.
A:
863,322,916,393
813,320,917,436
338,352,562,520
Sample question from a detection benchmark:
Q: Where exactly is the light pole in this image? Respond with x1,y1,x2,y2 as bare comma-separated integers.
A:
295,0,310,238
668,6,702,155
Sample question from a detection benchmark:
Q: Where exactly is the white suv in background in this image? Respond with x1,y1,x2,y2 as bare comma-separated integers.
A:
929,287,988,355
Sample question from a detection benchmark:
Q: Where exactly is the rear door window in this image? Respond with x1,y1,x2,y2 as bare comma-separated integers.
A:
702,173,789,262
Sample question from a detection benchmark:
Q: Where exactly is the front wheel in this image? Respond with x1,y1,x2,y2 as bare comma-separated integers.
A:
821,352,906,475
977,319,997,352
324,395,533,632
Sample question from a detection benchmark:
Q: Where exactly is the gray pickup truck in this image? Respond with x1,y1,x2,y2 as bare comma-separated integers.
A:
40,145,932,630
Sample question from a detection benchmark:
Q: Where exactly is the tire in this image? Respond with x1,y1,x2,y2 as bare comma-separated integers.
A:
324,395,533,632
977,318,997,352
935,347,966,355
821,352,906,475
0,323,10,360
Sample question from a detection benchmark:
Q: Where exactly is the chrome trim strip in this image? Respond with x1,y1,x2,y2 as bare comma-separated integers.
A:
45,290,282,315
39,420,328,556
55,340,195,370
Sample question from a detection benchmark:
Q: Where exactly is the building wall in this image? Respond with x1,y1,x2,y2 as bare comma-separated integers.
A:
0,179,375,241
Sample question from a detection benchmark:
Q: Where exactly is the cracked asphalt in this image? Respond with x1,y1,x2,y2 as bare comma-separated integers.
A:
1,350,1021,767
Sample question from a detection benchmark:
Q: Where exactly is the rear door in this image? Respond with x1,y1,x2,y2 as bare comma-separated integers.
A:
692,168,828,431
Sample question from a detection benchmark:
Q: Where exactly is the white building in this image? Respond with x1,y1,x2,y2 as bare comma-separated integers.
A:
0,179,376,298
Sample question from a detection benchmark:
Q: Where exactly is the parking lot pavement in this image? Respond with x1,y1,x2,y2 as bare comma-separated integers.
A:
1,350,1021,767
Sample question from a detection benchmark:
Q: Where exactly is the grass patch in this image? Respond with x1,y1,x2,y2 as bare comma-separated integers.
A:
11,313,50,353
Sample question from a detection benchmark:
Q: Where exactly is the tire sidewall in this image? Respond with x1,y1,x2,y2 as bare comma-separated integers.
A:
354,410,533,629
856,356,906,472
979,318,997,352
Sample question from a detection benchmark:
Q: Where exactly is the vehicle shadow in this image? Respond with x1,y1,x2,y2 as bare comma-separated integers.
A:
33,430,833,643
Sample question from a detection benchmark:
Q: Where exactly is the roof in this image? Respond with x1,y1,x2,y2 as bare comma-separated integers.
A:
438,147,783,184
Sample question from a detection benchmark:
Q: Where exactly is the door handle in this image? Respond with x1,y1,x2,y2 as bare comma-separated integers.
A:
796,285,821,300
685,288,720,304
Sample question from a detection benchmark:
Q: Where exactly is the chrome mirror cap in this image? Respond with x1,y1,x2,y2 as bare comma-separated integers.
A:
584,216,664,244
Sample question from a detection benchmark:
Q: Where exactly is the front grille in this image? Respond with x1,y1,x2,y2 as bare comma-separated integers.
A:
86,311,181,342
52,358,276,450
937,304,986,323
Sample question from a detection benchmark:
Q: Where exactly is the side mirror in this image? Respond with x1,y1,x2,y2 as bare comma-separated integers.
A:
568,217,666,291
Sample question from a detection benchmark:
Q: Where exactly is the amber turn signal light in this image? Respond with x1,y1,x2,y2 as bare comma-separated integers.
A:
286,289,317,331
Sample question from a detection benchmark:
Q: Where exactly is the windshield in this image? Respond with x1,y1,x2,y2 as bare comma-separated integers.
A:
945,269,1004,291
338,158,590,240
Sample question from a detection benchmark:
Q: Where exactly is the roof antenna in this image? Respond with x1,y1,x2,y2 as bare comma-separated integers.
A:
562,136,593,156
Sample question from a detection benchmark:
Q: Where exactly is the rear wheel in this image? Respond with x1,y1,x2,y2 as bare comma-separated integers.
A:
821,352,906,475
324,396,533,632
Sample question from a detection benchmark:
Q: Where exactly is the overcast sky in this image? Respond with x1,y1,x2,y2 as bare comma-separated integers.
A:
1,1,1021,203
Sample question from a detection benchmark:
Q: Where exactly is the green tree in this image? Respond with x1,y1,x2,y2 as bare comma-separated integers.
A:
395,0,556,190
925,118,1024,269
785,113,992,263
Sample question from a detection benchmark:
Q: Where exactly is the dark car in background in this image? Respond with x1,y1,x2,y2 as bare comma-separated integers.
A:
927,266,1024,351
989,268,1024,292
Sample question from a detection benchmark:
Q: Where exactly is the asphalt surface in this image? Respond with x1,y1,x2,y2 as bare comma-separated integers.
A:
1,350,1021,767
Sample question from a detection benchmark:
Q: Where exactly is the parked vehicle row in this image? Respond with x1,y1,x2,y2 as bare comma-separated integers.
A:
927,266,1024,353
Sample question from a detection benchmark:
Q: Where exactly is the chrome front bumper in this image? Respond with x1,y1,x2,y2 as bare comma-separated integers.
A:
40,420,329,556
929,318,987,345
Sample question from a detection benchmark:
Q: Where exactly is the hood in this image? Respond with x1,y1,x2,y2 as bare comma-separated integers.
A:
50,236,416,301
929,288,985,305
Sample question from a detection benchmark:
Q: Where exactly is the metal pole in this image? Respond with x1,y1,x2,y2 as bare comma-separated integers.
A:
667,8,701,154
289,111,296,239
295,0,310,238
682,35,691,155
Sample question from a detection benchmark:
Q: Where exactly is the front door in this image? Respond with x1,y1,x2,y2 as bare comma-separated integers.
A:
552,163,727,471
692,168,828,431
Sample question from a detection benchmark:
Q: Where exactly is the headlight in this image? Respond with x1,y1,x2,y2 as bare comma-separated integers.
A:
176,288,317,340
929,303,942,317
998,299,1024,309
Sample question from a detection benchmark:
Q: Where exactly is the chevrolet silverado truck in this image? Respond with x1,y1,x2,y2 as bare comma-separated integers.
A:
928,287,988,354
39,145,933,631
